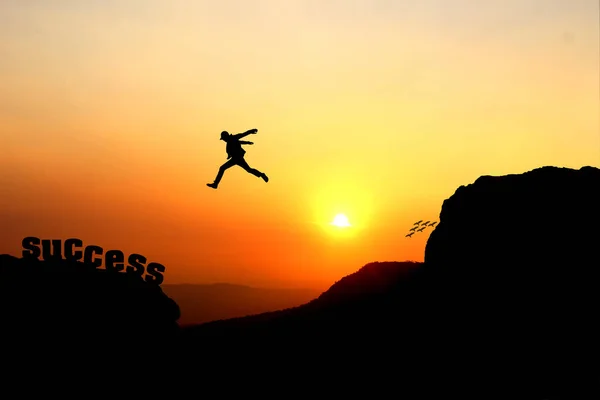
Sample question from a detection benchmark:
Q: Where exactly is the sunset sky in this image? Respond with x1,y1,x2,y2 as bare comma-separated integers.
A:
1,0,599,290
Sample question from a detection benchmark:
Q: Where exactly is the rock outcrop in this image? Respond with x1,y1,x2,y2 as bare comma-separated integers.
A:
422,165,600,392
0,254,181,359
422,165,599,310
425,165,599,270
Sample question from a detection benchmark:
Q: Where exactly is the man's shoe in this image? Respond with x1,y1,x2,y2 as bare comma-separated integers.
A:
261,173,269,183
207,183,218,189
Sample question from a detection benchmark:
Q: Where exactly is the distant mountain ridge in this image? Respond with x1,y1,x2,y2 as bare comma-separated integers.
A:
181,260,423,334
170,282,253,289
162,282,322,326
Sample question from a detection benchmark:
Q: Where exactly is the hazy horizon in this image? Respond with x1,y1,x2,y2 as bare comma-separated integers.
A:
2,0,599,289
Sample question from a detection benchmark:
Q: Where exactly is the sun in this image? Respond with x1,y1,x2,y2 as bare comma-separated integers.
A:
331,213,351,228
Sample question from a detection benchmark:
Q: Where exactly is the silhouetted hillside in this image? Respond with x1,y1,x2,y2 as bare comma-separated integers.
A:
162,283,321,326
314,260,421,304
180,165,600,396
0,254,181,360
182,260,422,330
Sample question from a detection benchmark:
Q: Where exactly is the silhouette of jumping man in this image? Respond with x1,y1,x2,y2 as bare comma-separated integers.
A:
207,128,269,189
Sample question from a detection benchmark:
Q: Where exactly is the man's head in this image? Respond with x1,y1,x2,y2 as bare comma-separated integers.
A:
220,131,230,141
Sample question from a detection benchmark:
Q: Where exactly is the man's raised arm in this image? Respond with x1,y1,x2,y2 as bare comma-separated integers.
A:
235,128,258,139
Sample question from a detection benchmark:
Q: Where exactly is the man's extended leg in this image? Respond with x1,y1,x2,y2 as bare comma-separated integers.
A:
237,157,268,182
207,159,237,189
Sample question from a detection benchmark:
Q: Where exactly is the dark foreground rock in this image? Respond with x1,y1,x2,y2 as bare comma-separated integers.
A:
0,254,181,361
2,165,598,396
181,166,599,396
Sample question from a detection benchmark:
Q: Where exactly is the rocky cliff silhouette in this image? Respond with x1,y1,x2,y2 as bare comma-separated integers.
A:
418,165,600,395
180,165,599,396
2,165,597,395
0,254,181,361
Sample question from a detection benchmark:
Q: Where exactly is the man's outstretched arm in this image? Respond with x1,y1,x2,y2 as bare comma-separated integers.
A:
239,141,253,145
235,128,258,139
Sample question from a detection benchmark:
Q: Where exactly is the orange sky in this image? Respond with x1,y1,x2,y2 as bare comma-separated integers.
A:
1,0,599,290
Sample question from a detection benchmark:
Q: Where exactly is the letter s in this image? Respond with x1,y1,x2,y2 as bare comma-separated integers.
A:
22,236,41,259
126,253,146,277
145,262,165,285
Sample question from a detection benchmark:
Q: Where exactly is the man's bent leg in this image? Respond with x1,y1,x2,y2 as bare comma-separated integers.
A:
208,159,237,188
237,158,268,182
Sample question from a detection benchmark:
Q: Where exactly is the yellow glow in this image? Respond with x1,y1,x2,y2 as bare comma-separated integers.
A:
331,213,351,228
1,1,599,288
309,176,375,238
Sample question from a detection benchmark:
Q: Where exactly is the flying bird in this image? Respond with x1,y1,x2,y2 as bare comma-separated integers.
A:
429,221,437,227
414,220,423,225
417,226,426,232
405,232,414,238
422,220,430,226
409,226,418,232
